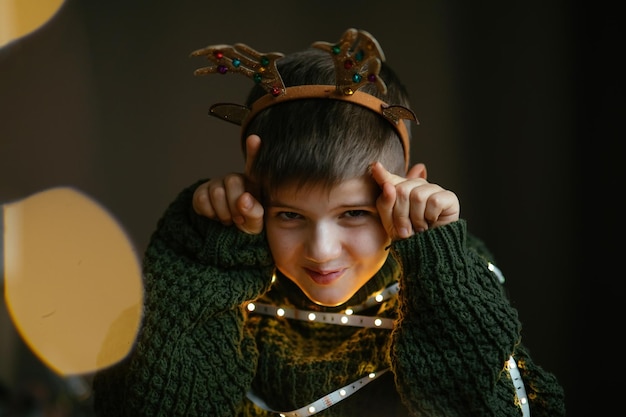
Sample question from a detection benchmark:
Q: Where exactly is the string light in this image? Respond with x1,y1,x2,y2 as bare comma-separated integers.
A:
247,369,390,416
507,356,530,417
245,267,525,416
246,302,394,329
244,282,398,414
245,282,399,329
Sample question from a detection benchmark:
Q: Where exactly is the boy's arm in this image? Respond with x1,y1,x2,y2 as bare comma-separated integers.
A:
389,219,565,417
93,181,274,417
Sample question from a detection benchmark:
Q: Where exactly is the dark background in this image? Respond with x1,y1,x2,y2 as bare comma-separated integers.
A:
1,0,613,415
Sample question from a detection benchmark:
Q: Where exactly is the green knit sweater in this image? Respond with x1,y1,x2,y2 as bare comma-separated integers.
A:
92,182,565,417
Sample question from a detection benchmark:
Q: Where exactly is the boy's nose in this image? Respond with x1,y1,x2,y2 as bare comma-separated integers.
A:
305,223,341,263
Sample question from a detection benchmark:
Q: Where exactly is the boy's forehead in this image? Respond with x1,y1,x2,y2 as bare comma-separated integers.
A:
267,175,379,204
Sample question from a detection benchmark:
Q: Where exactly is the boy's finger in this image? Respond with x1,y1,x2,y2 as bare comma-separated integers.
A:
211,186,235,224
392,186,414,239
223,175,247,217
406,163,427,180
236,192,264,234
192,181,217,218
370,162,401,187
244,135,261,177
376,182,398,238
244,135,262,199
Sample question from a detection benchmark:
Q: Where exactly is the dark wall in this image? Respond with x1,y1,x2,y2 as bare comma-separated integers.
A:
1,0,587,414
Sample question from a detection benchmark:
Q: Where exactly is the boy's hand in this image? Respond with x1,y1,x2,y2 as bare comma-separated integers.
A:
370,161,460,240
192,135,264,234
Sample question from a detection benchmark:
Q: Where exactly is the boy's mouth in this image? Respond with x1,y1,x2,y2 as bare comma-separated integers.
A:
304,268,345,286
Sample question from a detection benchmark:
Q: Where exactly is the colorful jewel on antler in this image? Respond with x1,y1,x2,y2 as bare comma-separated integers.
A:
311,28,387,96
191,43,286,97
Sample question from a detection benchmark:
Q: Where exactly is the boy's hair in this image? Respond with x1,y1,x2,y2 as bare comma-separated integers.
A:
243,48,412,197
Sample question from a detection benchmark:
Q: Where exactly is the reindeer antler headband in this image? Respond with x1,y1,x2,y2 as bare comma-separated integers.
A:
191,28,418,170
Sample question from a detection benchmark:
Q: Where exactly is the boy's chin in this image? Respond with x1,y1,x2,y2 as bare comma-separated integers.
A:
281,272,359,308
303,288,356,308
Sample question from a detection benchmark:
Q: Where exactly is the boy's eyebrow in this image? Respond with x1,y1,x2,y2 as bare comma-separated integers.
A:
267,199,377,210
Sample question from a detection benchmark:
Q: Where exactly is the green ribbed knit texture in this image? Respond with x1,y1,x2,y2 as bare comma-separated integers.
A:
92,181,565,417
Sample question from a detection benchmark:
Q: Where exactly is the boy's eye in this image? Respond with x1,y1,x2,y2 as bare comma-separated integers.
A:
344,210,367,218
278,211,302,220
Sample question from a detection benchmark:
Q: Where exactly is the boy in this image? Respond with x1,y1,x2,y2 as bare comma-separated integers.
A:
93,28,565,417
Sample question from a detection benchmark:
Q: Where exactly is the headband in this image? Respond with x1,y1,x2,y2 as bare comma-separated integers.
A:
190,28,418,170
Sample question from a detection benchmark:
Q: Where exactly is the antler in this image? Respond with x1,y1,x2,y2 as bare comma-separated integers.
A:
191,43,286,96
191,29,417,170
312,28,387,95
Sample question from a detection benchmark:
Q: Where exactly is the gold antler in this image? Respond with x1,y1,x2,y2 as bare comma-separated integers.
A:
312,28,387,95
191,43,286,97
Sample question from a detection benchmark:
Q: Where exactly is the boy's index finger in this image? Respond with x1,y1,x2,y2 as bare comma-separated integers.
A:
244,134,262,177
244,134,263,200
370,161,402,188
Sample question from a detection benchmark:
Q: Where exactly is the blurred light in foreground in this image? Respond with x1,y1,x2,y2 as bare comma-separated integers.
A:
0,0,66,47
3,187,143,376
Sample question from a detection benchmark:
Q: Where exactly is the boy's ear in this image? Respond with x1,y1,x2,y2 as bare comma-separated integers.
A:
407,163,427,180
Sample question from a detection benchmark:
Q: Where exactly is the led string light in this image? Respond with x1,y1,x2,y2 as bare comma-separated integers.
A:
247,355,530,417
246,369,390,417
489,264,529,415
246,282,399,330
507,356,531,417
245,267,529,416
246,302,394,329
488,265,529,413
345,282,399,314
488,262,506,284
244,283,397,415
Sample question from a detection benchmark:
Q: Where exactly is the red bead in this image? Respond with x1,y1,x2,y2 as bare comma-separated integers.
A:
214,51,224,59
344,59,354,69
270,86,281,96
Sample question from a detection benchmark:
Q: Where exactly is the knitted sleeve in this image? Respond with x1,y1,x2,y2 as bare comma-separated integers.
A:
389,219,565,417
93,181,275,417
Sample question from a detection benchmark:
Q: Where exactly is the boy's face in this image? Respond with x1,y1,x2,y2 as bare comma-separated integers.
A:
265,176,392,307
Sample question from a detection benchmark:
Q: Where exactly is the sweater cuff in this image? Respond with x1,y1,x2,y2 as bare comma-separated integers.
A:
182,182,274,269
392,219,468,279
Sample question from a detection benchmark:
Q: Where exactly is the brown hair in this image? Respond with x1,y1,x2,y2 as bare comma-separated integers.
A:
243,48,412,197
